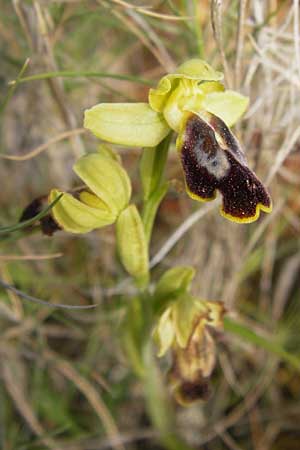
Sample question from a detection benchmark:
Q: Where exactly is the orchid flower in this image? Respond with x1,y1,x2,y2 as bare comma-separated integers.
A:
49,149,149,285
84,59,272,223
152,266,225,406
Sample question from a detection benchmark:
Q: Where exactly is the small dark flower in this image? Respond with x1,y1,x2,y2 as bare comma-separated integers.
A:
20,196,60,236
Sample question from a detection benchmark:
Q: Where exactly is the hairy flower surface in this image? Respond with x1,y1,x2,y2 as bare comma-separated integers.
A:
84,59,272,223
177,112,272,222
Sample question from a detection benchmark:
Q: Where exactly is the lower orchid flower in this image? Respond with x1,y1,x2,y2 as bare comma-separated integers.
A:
84,58,272,223
152,266,225,406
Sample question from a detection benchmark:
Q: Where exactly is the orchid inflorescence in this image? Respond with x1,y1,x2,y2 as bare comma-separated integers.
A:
45,59,272,406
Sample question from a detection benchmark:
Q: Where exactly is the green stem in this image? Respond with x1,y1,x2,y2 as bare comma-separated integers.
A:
142,342,195,450
142,183,168,245
0,58,30,115
141,133,172,244
138,134,196,449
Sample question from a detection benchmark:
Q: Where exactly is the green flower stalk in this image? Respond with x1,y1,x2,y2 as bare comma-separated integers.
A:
84,58,272,223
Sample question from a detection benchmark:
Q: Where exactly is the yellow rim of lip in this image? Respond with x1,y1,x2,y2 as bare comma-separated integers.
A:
220,201,273,224
186,185,217,203
187,182,273,223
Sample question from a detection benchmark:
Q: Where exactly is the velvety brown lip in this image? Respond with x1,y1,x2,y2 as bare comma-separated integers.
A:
178,113,272,222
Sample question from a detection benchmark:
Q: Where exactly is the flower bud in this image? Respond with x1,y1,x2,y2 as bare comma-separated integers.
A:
116,204,149,286
50,151,132,233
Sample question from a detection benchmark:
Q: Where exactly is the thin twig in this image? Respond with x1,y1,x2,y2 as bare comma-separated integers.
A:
46,351,125,450
0,128,85,161
150,202,217,268
211,0,233,88
0,279,97,310
109,0,191,21
0,253,62,261
235,0,248,88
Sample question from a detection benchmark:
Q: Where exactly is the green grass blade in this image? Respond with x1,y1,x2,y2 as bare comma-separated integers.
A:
0,58,30,114
224,317,300,372
9,70,155,87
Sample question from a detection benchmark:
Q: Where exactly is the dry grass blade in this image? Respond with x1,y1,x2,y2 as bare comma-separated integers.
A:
2,356,62,450
127,10,175,72
218,431,245,450
150,201,217,268
198,360,277,446
0,253,62,261
0,265,23,320
210,0,233,87
266,125,300,185
293,0,300,79
0,279,98,310
109,0,191,21
111,6,171,71
272,254,300,321
224,199,285,308
235,0,248,88
0,128,85,161
46,350,125,450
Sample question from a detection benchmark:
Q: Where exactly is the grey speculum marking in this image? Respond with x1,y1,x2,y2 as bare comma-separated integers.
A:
193,135,230,180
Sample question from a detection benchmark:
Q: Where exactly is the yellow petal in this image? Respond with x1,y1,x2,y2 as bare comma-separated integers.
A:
202,90,249,127
73,152,131,217
155,266,195,299
84,103,170,147
172,295,208,348
152,307,175,357
206,301,225,329
79,191,108,209
49,189,116,234
176,59,224,81
149,59,223,113
148,76,173,113
116,205,149,285
97,143,121,163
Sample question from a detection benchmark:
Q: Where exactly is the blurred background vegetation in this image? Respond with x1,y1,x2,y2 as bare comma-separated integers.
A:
1,0,300,449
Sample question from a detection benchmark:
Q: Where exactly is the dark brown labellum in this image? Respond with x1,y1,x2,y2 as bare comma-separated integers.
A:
178,113,272,223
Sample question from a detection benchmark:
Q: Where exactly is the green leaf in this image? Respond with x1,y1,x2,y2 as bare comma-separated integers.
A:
224,317,300,372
